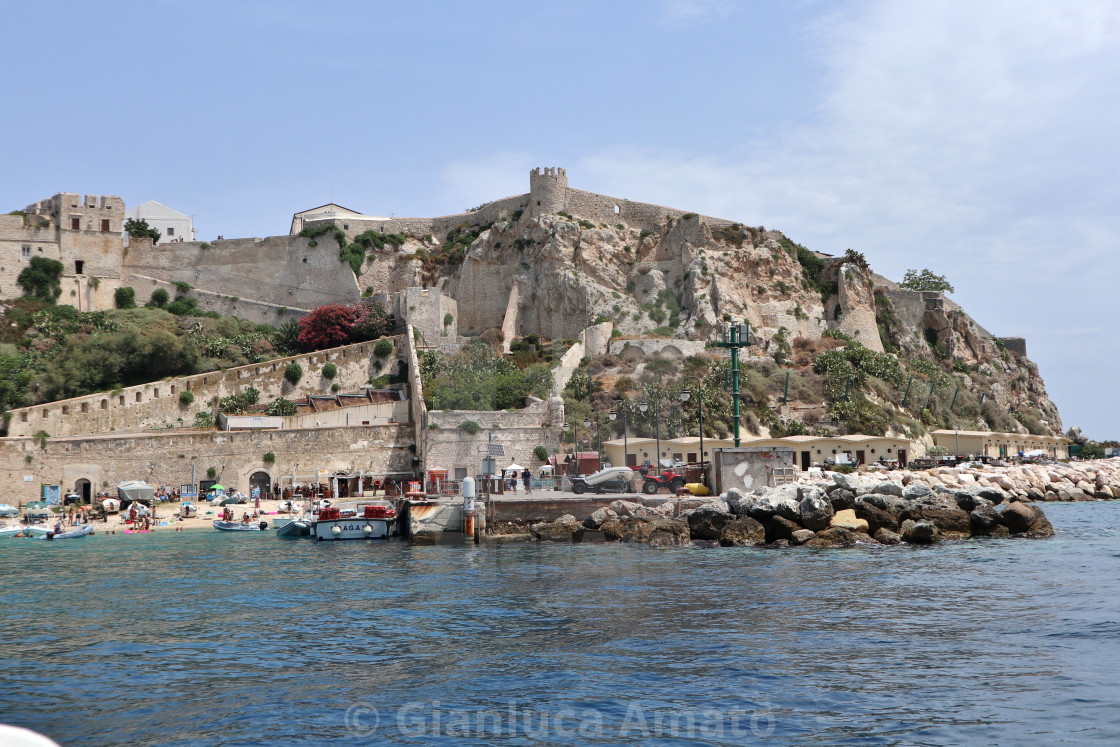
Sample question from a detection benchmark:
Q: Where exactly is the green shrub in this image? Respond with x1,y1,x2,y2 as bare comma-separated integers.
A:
171,281,193,295
458,420,481,435
374,339,394,358
533,445,549,461
148,288,170,307
194,411,214,428
284,362,303,385
114,286,137,309
206,466,217,480
178,390,195,406
263,451,275,464
321,362,337,379
264,397,297,416
18,256,64,303
219,386,260,414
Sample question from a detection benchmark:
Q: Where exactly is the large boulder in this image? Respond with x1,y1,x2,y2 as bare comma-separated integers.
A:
900,519,940,544
600,516,690,545
853,499,899,535
829,509,869,533
828,488,856,512
899,504,971,538
902,483,933,501
831,472,863,493
749,485,802,523
718,516,766,546
687,501,735,541
724,488,756,516
873,527,902,545
799,487,834,531
530,516,584,543
870,481,904,497
584,506,618,529
968,504,1003,536
765,515,801,544
856,492,906,516
608,500,644,517
999,502,1055,537
804,526,860,547
791,529,816,545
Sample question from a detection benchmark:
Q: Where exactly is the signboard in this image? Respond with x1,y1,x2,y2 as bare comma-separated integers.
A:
23,475,34,482
42,485,61,505
180,484,198,498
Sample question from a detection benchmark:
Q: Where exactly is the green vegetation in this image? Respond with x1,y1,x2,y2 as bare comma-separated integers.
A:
194,411,214,429
374,339,394,358
219,386,259,415
17,257,64,303
1081,442,1105,460
421,341,553,411
172,281,193,295
206,466,217,480
284,362,303,385
114,287,137,309
321,362,337,380
265,397,298,416
458,420,481,435
263,451,276,464
148,288,170,308
533,445,549,461
124,217,161,244
900,268,954,293
178,390,195,406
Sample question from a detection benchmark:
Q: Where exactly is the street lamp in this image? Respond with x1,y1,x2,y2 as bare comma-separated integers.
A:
609,400,628,470
638,398,661,476
679,376,705,483
712,319,753,446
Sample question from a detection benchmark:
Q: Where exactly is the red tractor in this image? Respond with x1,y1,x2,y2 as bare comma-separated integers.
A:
641,469,687,494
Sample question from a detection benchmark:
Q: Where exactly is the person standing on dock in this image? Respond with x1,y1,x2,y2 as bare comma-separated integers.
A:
522,468,532,495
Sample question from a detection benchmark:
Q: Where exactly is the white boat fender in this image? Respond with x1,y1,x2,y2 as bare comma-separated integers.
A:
331,525,342,536
363,524,373,535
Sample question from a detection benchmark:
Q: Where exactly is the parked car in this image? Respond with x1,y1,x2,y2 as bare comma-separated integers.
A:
570,467,637,495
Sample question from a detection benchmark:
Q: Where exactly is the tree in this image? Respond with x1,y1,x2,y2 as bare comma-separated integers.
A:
148,288,170,307
351,298,393,342
1081,442,1105,460
17,256,64,303
124,218,161,244
297,303,356,351
114,286,137,309
899,269,955,294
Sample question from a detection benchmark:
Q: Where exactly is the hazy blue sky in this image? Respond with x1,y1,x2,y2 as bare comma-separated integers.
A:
3,0,1117,438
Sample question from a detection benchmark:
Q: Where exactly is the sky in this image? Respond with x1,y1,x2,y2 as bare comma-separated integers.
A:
2,0,1117,438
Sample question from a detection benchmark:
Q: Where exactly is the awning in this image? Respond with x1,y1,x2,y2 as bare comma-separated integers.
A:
505,464,525,473
117,481,155,502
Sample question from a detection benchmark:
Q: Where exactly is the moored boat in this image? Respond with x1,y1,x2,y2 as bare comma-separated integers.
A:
40,524,94,540
312,500,398,541
0,526,24,539
276,519,313,538
213,520,268,532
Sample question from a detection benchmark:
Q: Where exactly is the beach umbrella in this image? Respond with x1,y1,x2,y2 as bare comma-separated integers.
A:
505,464,525,473
211,484,225,491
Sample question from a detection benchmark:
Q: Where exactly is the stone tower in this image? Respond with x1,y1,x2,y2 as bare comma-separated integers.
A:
529,167,568,217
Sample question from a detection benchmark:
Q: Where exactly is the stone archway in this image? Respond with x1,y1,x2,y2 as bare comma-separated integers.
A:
249,471,272,500
74,478,92,504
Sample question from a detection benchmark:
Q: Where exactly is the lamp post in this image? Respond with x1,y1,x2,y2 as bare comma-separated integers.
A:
562,422,571,479
609,399,628,469
638,397,661,476
679,376,704,483
712,319,753,446
584,416,600,468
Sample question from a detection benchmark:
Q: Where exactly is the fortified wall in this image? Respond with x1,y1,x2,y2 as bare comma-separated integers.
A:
5,337,405,438
2,424,415,506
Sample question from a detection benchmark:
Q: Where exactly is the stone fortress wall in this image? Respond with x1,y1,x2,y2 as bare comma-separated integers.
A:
125,273,307,327
2,423,415,506
5,338,405,439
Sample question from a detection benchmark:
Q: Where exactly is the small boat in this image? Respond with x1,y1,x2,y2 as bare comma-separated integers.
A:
276,519,313,538
276,500,300,514
21,525,51,538
0,526,24,539
312,500,398,541
213,520,268,532
102,497,121,514
40,524,94,540
178,503,198,519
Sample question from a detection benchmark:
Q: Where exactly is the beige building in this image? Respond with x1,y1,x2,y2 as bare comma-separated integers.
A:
603,433,916,472
930,430,1070,459
1,192,126,310
289,203,387,235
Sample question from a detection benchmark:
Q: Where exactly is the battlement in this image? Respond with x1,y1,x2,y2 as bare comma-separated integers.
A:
24,192,125,233
529,167,566,178
529,166,568,216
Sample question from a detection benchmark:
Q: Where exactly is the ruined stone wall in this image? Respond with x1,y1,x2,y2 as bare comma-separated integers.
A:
397,287,458,346
1,424,415,505
126,274,308,327
121,235,360,310
609,338,708,360
6,338,401,438
564,188,736,233
306,193,531,243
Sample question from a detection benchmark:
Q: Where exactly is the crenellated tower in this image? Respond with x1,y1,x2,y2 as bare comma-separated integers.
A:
528,167,568,217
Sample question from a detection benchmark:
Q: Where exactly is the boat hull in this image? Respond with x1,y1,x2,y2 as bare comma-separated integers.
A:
40,525,94,540
313,517,395,541
276,520,313,539
212,520,267,532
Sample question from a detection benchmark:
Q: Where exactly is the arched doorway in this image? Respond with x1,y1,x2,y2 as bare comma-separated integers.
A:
249,471,272,500
75,478,92,504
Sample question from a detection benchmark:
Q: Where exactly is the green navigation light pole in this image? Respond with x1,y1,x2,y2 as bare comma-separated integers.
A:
713,319,753,447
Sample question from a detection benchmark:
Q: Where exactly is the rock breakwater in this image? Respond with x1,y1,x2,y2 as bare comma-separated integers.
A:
525,459,1120,547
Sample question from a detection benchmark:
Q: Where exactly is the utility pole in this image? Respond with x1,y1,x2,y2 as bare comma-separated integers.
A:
713,319,753,447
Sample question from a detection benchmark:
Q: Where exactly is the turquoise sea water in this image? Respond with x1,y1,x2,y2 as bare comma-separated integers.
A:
2,502,1119,745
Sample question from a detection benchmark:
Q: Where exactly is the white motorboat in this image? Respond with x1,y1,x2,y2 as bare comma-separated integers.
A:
312,500,398,541
102,497,121,514
0,525,24,539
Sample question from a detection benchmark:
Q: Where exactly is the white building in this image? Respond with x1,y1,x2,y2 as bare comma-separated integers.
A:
290,203,388,234
126,201,194,243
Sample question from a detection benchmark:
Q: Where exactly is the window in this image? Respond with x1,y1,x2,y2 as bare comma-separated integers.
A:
167,227,175,236
614,204,620,214
100,219,110,231
454,467,468,480
75,260,84,275
687,452,697,464
20,412,27,423
118,396,125,405
154,388,159,398
21,245,31,260
101,399,107,410
43,409,49,418
70,217,81,230
62,405,69,415
136,392,142,402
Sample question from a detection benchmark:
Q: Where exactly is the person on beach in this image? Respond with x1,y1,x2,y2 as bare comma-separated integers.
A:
522,468,532,495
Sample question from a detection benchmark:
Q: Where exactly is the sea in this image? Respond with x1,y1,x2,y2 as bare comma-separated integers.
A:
1,502,1118,746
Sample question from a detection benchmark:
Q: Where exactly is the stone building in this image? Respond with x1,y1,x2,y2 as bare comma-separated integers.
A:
126,200,194,243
